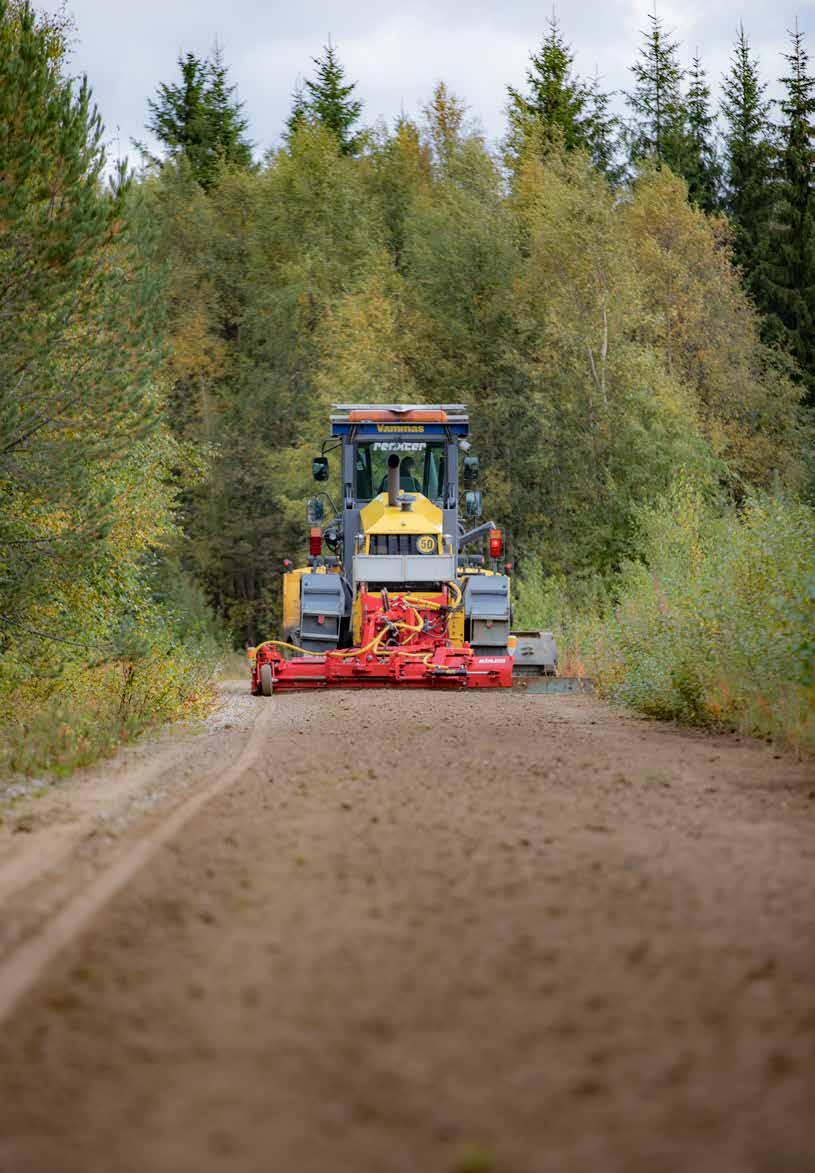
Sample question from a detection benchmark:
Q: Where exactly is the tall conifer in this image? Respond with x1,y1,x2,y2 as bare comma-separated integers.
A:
204,43,253,170
765,23,815,400
507,16,589,153
626,11,687,172
721,26,775,309
584,71,624,183
507,16,620,178
1,0,165,628
302,40,363,156
144,48,252,187
684,53,721,211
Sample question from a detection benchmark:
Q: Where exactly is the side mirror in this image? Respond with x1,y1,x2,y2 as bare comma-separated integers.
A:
463,454,480,485
464,489,482,519
312,456,329,482
307,497,325,524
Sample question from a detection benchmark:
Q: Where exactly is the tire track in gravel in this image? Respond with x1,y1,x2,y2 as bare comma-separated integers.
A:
0,688,281,1026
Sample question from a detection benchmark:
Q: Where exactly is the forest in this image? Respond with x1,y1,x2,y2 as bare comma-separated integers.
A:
1,0,814,771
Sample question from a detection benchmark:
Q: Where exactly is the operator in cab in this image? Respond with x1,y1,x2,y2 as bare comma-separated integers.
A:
397,456,421,493
378,454,422,495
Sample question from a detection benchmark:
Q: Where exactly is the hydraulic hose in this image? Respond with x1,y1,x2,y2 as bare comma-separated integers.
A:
249,639,323,659
405,580,462,613
251,583,459,662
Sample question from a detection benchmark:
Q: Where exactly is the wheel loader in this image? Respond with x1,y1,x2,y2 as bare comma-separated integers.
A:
249,404,557,693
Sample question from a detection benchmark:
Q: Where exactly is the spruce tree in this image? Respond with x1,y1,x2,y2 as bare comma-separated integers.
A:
507,16,620,178
144,48,252,187
507,16,589,153
302,39,363,156
626,10,687,172
684,53,721,211
146,53,206,157
204,43,253,171
766,23,815,402
721,25,775,307
584,70,624,183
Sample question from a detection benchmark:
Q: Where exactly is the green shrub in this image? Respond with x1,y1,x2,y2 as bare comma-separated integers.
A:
0,650,215,781
0,559,226,783
517,483,815,752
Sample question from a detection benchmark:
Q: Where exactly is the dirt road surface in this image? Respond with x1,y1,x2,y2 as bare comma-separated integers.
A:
0,683,814,1173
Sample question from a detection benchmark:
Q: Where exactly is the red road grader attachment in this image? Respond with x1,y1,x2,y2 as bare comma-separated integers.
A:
250,586,514,694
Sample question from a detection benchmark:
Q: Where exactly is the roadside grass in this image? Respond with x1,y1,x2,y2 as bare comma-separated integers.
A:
0,650,219,784
218,648,252,680
514,486,815,754
0,556,227,785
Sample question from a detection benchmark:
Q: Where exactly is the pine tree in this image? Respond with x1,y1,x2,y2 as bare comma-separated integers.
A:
765,23,815,401
0,0,165,637
626,10,687,172
721,25,775,306
302,39,363,156
684,53,721,211
507,16,620,177
144,48,253,187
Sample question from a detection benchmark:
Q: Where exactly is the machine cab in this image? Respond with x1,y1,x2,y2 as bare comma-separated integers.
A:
352,437,446,503
328,404,469,587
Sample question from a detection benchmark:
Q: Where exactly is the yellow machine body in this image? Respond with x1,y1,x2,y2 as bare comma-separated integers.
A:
282,564,341,639
287,498,499,646
359,493,445,548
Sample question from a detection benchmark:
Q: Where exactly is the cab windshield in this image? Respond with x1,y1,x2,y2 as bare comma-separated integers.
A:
354,440,445,503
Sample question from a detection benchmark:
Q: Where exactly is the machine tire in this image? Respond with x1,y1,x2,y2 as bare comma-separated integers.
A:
260,663,274,696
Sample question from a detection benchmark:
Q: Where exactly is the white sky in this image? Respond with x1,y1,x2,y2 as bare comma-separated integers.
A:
62,0,814,162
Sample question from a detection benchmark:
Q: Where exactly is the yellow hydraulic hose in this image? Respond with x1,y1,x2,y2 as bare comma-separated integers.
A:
405,581,462,613
248,639,323,659
446,580,463,610
328,627,389,658
250,583,459,663
328,613,423,659
250,620,422,664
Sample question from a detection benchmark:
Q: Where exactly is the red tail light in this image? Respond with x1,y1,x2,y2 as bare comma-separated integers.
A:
309,527,322,557
489,528,503,559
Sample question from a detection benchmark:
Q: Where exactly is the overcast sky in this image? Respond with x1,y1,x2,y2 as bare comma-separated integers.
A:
63,0,813,162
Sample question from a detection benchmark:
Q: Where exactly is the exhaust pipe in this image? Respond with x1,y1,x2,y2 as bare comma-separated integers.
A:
387,453,400,506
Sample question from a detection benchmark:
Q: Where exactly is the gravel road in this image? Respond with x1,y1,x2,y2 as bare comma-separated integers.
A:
0,684,813,1173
